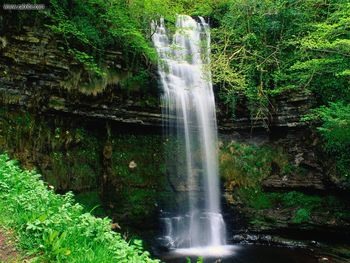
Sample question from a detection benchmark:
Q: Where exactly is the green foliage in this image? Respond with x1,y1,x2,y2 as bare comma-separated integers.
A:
110,135,167,224
48,0,157,76
220,141,291,190
0,109,169,227
293,208,311,224
210,0,315,123
292,2,350,184
237,188,273,209
211,1,349,182
46,0,225,77
74,191,106,217
291,2,350,104
210,1,349,129
274,191,321,209
68,49,106,77
305,102,350,181
0,109,102,192
239,189,347,225
120,69,150,93
305,103,350,151
186,256,204,263
0,154,158,262
219,141,295,210
219,140,347,224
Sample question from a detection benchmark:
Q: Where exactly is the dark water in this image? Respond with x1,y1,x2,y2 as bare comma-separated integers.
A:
160,245,318,263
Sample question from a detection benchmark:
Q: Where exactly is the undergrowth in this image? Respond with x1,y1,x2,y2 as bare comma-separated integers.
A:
0,154,159,262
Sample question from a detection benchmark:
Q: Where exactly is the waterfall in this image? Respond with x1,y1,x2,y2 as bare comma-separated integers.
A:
152,15,227,250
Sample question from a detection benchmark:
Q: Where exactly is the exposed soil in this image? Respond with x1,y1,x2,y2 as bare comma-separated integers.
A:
0,228,20,262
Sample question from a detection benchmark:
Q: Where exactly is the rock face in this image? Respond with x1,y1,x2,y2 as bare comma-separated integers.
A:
264,129,325,191
217,90,316,131
0,26,162,127
0,27,319,133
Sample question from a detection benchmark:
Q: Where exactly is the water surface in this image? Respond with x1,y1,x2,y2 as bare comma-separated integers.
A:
160,245,318,263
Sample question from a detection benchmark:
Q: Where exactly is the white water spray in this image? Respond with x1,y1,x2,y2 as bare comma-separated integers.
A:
152,15,228,252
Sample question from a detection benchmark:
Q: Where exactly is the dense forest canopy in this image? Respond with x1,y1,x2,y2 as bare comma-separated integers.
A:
1,0,349,180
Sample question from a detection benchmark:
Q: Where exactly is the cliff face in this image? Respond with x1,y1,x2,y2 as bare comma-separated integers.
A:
1,25,347,234
1,26,319,131
0,26,162,127
0,25,326,185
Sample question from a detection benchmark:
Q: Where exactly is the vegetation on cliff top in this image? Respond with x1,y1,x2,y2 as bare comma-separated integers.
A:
0,153,158,262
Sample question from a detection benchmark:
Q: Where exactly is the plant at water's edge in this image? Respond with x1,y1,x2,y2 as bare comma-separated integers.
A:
0,154,159,262
293,208,311,224
186,256,204,263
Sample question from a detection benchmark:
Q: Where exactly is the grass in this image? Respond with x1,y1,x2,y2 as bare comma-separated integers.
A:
0,153,159,262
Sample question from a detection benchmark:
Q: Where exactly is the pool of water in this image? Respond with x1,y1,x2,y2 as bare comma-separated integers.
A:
159,244,318,263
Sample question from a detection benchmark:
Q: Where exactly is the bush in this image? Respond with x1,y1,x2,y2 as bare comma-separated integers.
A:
304,102,350,182
293,208,311,224
317,102,350,180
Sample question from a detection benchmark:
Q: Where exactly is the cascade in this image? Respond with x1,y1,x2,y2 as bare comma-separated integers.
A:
152,15,229,253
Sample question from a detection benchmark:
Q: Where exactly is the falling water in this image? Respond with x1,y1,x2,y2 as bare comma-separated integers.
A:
152,15,228,253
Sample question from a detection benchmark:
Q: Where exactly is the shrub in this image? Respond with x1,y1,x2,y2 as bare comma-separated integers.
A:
303,102,350,183
293,208,311,224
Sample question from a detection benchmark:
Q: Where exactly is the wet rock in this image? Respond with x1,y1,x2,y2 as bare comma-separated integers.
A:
262,173,325,191
217,90,316,131
318,257,329,262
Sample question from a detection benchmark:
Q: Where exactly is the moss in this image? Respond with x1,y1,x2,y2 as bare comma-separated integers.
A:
219,141,349,227
0,108,169,228
219,141,292,208
108,135,167,225
271,191,322,209
220,141,291,192
0,108,102,192
244,190,348,225
293,208,311,223
237,188,273,209
62,67,128,96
